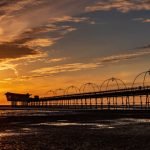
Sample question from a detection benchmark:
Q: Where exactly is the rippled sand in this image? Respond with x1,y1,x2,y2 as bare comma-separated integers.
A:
0,110,150,150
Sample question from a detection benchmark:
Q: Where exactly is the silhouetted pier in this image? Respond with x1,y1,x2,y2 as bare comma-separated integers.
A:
5,70,150,110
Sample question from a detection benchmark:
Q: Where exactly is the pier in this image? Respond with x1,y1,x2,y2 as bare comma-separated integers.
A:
5,70,150,110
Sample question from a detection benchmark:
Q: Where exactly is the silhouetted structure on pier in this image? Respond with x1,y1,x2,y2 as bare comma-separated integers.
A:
5,70,150,110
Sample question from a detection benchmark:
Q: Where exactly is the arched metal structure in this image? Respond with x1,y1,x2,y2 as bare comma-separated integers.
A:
64,86,80,108
132,70,150,87
79,83,100,108
80,82,100,93
100,77,127,91
65,86,80,95
46,90,56,97
55,88,65,96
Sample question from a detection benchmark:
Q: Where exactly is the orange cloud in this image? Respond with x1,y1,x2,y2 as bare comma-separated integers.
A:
49,16,94,24
86,0,150,13
47,57,68,63
16,46,149,79
31,62,100,75
24,38,55,48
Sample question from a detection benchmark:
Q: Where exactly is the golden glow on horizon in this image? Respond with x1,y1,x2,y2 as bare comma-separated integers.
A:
0,0,149,105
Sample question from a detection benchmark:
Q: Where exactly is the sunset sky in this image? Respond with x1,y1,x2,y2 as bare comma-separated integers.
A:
0,0,150,104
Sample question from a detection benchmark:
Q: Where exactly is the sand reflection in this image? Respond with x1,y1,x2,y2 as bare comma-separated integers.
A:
34,122,115,129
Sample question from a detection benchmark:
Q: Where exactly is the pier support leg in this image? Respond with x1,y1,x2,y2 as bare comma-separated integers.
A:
101,98,103,110
115,97,118,110
140,95,142,110
107,97,110,110
90,98,92,109
122,96,124,110
81,99,83,109
85,98,87,109
95,98,98,109
133,95,135,110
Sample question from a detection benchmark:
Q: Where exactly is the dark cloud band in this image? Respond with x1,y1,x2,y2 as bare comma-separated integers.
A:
0,43,39,59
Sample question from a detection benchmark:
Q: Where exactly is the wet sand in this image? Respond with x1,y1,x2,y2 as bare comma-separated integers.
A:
0,111,150,150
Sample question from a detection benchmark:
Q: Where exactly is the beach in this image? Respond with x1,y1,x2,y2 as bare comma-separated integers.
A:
0,109,150,150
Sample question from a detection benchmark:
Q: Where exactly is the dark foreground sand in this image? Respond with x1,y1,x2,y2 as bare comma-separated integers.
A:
0,111,150,150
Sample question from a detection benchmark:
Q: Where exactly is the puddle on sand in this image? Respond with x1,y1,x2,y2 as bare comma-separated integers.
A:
0,133,19,138
21,128,32,131
119,118,150,123
91,126,115,130
95,118,150,126
30,118,150,130
95,124,114,129
113,118,150,126
36,122,79,126
33,122,115,129
0,127,35,138
38,118,150,127
0,132,31,138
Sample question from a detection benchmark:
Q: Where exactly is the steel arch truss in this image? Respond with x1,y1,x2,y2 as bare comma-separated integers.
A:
100,77,127,91
54,88,65,96
132,69,150,87
80,82,100,93
46,90,56,96
65,86,80,95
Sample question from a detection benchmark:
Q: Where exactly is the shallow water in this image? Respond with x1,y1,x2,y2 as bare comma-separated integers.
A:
31,118,150,129
0,110,150,150
0,118,146,138
0,109,61,116
0,109,150,138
